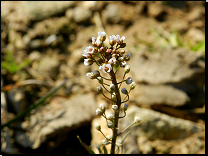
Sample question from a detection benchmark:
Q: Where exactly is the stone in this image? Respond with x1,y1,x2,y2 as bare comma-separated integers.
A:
72,6,92,23
131,84,190,107
129,48,205,92
20,1,75,21
120,105,204,141
20,93,96,149
103,4,121,24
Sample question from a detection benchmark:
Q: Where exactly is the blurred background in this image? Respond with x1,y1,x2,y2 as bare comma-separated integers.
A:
1,1,205,154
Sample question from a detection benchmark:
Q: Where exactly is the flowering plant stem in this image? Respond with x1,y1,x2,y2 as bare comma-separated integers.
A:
109,70,121,154
83,31,138,154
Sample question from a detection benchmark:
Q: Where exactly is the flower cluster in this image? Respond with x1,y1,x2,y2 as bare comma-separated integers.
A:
82,31,131,74
81,31,140,154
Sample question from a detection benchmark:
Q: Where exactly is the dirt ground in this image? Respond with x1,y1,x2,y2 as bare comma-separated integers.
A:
1,1,205,154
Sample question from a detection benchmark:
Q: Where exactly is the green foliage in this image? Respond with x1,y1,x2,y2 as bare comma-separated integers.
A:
77,136,95,154
149,27,205,54
1,50,31,74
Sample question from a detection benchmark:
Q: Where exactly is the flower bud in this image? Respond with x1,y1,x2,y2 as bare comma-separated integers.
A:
112,54,117,58
121,88,128,94
130,82,136,90
106,135,112,140
94,123,101,131
97,58,104,64
98,47,105,53
84,58,93,66
107,121,114,128
97,86,103,93
125,65,130,73
98,31,106,41
107,113,114,120
86,72,96,79
112,105,118,110
125,77,133,84
92,37,97,47
119,49,125,54
97,77,103,84
109,84,115,92
96,36,102,48
111,92,117,101
120,61,127,67
96,108,103,116
124,52,131,61
119,43,126,48
101,139,110,145
134,116,141,124
100,103,106,112
123,103,128,111
106,48,112,55
92,70,100,77
118,57,124,62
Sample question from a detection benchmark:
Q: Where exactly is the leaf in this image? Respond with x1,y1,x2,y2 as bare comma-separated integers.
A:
77,135,95,154
102,145,108,154
90,145,103,154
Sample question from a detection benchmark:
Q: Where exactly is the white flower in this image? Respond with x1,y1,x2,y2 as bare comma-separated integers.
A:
108,57,117,65
118,57,124,62
86,72,95,79
92,37,96,46
116,34,120,42
109,35,116,46
106,135,111,140
98,31,106,41
86,46,94,53
125,65,130,73
120,61,127,67
82,49,88,57
130,82,136,90
111,92,116,101
116,34,125,44
96,36,102,47
110,84,115,91
84,58,93,66
99,63,112,73
96,108,102,116
120,36,125,42
134,116,141,124
97,86,103,93
94,123,101,130
112,105,118,110
107,113,114,120
100,103,106,112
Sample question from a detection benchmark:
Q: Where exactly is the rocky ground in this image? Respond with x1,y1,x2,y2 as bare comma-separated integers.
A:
1,1,205,154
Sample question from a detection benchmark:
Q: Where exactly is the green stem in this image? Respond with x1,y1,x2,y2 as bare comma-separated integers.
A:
109,70,121,154
1,78,67,130
119,73,126,89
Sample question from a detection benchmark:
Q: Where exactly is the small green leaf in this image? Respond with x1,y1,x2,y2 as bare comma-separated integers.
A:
103,145,108,154
77,135,95,154
90,145,103,154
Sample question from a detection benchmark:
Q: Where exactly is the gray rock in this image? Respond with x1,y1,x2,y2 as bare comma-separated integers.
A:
131,84,190,107
129,48,205,92
120,105,204,141
21,93,96,149
103,4,121,24
72,6,92,23
21,1,75,21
